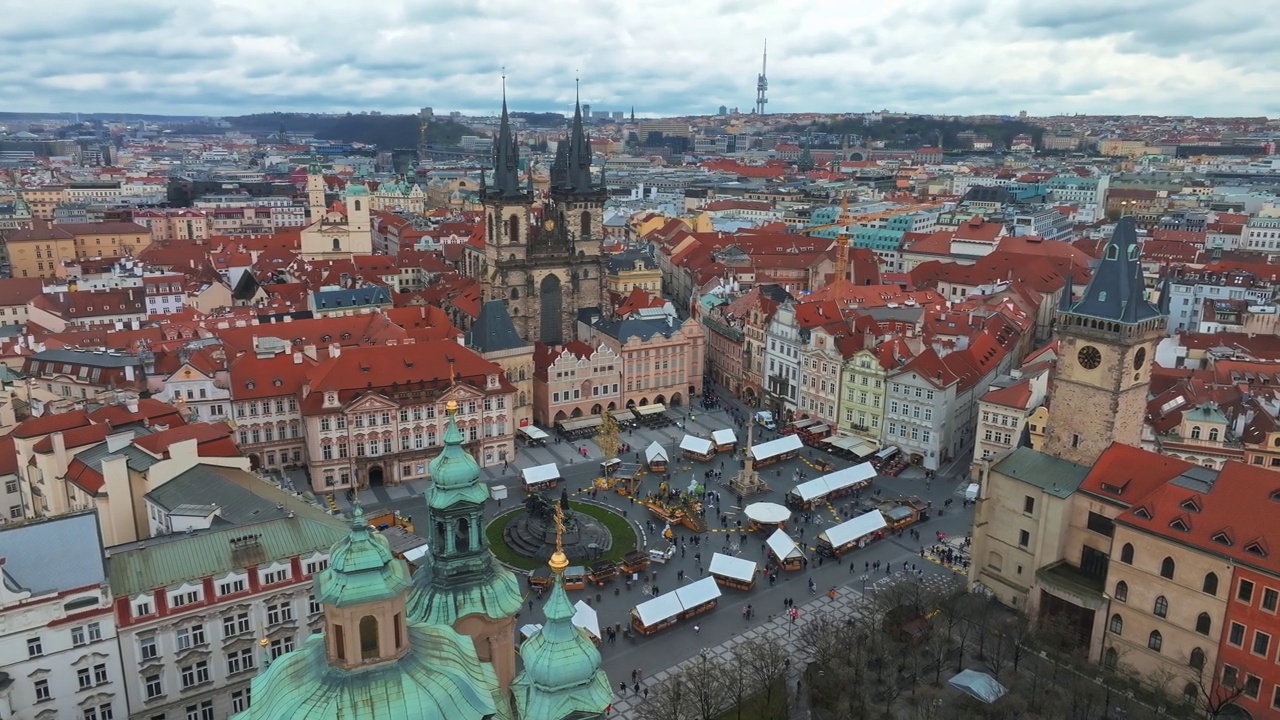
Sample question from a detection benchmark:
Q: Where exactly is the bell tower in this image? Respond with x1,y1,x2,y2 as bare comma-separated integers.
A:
481,77,537,339
1043,217,1166,465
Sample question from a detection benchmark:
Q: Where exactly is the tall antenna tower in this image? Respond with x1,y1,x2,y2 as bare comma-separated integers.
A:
755,40,769,115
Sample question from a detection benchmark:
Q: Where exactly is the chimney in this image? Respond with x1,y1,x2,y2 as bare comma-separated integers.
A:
51,431,66,461
125,397,139,413
303,344,317,361
292,351,303,364
124,365,136,382
106,429,135,452
329,343,341,358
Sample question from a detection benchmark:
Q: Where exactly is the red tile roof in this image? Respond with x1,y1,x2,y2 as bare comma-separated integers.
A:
1078,443,1193,507
981,378,1034,409
131,422,237,457
0,437,16,476
302,340,510,412
12,410,91,439
87,398,186,429
31,424,111,453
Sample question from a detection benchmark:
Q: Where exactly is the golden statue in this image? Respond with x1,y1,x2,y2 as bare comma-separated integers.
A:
549,504,569,574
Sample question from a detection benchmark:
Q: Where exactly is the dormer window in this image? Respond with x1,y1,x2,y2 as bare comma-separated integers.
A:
1133,506,1151,520
1245,541,1267,557
1169,517,1189,532
1211,531,1233,546
245,380,255,389
1180,498,1201,513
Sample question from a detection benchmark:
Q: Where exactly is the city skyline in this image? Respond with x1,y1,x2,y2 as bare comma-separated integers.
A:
2,0,1277,118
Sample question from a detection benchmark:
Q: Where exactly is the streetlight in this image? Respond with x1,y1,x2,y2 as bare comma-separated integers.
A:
860,574,869,596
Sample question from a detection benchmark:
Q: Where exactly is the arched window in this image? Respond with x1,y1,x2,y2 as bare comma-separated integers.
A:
435,521,446,547
1120,543,1134,564
1104,647,1118,669
393,613,403,650
455,517,471,552
1147,630,1162,652
510,288,520,300
580,211,591,240
332,237,341,251
359,615,380,660
1106,244,1119,260
334,623,346,661
1109,614,1124,635
1189,647,1205,670
353,199,362,211
1190,426,1202,439
507,214,520,245
1160,556,1176,579
1153,595,1169,618
1202,572,1218,596
1183,683,1198,702
1114,581,1128,602
1195,612,1211,635
1208,428,1219,441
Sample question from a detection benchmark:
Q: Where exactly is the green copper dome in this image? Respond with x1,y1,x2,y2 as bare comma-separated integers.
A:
426,406,490,508
346,182,370,196
512,573,613,719
315,506,411,608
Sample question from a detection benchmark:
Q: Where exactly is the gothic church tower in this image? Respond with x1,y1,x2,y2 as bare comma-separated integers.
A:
1042,217,1166,465
480,82,606,345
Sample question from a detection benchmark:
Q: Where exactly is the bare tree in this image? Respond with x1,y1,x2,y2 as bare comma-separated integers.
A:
685,652,732,720
638,674,692,720
1188,662,1247,719
734,639,791,720
984,616,1015,678
1003,611,1035,674
922,625,953,685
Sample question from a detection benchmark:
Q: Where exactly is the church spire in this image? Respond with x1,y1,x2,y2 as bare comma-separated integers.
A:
566,78,594,193
1061,216,1162,326
490,73,523,198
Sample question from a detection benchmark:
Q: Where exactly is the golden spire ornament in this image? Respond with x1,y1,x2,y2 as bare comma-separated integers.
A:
549,503,569,574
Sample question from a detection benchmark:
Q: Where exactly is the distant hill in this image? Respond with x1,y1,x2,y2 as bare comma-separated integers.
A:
511,111,566,128
780,116,1044,151
224,113,475,148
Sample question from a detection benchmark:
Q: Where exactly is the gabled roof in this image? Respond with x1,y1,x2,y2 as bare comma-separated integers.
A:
981,377,1034,409
1078,443,1193,507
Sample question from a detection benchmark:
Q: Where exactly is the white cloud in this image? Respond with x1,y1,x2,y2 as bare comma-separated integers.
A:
1,0,1276,117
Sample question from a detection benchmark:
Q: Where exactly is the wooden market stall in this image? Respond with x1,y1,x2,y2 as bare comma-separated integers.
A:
816,509,889,558
785,462,877,510
783,418,818,435
563,565,587,591
528,567,553,592
621,550,650,575
679,434,716,461
674,577,722,619
709,552,758,591
711,428,737,452
743,501,791,533
879,496,928,531
823,435,878,460
765,527,806,571
644,441,669,472
521,463,561,492
631,592,683,635
749,434,804,469
587,560,618,586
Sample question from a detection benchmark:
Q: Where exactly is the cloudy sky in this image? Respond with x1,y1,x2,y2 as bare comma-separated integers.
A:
2,0,1276,118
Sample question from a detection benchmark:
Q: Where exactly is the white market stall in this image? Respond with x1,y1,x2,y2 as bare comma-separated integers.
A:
522,463,561,491
708,552,758,590
765,527,806,571
711,428,738,451
785,462,876,509
749,434,804,468
679,434,716,461
816,509,889,557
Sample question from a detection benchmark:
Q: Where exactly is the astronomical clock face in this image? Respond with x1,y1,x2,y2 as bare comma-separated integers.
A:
1133,347,1147,371
1078,345,1102,370
543,219,556,231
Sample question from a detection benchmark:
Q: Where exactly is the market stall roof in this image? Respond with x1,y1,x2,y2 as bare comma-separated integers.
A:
818,509,888,548
808,424,831,435
522,463,561,487
674,576,722,609
633,592,683,626
765,528,804,560
791,463,876,502
679,435,714,455
645,441,668,463
611,410,636,423
519,425,550,440
558,416,603,432
635,404,666,416
825,435,878,456
711,428,737,445
750,434,804,462
788,418,818,431
572,600,600,639
520,623,542,639
708,553,758,582
744,502,790,524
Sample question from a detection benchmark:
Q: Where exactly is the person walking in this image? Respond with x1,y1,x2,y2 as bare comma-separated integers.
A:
693,624,701,635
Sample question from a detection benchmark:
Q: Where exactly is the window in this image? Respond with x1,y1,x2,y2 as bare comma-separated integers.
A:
1160,556,1176,580
1243,674,1261,699
1195,612,1211,635
72,625,86,646
1229,621,1245,647
359,615,380,660
1263,587,1278,612
1023,496,1035,514
27,637,42,657
1109,613,1123,634
170,589,199,607
1114,581,1128,602
263,568,290,584
1238,578,1255,604
1190,647,1206,671
267,602,294,625
1147,630,1162,652
1018,530,1030,548
231,688,251,714
1120,543,1134,564
1085,512,1115,537
145,674,163,699
223,613,251,637
179,660,209,688
34,678,50,701
1153,595,1169,618
184,700,214,720
306,559,329,575
175,624,205,650
269,635,295,659
218,579,245,596
226,648,254,674
309,595,322,615
1203,572,1219,596
140,635,158,660
78,667,93,690
1253,630,1270,657
93,663,108,685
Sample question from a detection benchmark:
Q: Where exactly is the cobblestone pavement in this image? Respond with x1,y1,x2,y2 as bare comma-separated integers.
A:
607,573,960,718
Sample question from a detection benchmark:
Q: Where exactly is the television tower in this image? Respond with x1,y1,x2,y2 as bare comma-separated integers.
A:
755,40,768,115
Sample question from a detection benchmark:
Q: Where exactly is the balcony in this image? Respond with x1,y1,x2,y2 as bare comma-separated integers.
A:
1035,560,1107,610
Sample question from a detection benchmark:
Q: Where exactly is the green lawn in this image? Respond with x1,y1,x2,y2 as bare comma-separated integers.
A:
485,501,638,571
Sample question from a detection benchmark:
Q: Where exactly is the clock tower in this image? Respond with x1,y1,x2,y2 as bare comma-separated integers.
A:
1042,217,1166,466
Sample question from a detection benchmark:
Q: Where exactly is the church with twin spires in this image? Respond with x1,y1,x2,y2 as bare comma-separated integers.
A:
234,401,610,720
478,84,608,345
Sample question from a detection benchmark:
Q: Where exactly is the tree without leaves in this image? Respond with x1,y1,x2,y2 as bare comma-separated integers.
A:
685,653,733,720
734,639,791,720
638,674,692,720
